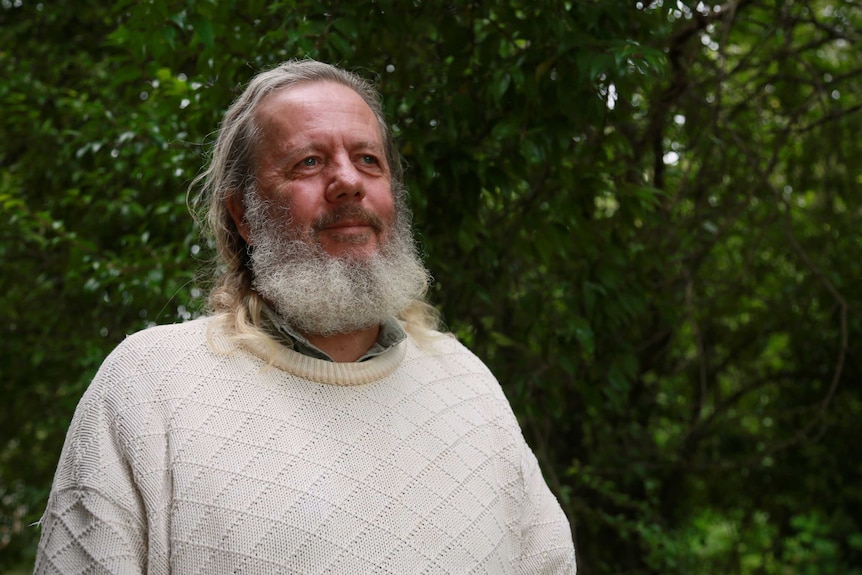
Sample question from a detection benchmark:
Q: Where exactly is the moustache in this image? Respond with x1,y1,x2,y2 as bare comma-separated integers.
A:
313,205,386,233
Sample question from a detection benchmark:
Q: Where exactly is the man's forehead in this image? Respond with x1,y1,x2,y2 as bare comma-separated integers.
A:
257,80,374,119
253,81,384,157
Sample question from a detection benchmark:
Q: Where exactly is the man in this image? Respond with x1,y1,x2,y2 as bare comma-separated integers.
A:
35,60,576,574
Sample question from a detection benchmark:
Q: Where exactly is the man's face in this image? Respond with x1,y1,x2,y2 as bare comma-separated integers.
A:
230,80,429,336
246,80,396,260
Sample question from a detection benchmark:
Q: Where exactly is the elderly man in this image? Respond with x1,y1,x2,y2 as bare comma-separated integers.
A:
35,60,576,574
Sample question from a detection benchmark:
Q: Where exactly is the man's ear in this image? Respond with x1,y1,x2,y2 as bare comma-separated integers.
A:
226,189,252,244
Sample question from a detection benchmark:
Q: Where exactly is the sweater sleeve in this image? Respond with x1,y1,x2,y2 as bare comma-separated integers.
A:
34,367,149,574
518,446,577,574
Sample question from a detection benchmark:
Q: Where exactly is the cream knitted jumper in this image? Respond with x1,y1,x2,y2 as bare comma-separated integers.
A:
35,317,576,574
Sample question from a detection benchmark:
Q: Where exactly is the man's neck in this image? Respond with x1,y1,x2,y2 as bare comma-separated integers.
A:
302,325,382,363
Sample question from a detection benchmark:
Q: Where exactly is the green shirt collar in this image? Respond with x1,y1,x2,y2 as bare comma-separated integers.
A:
262,306,406,363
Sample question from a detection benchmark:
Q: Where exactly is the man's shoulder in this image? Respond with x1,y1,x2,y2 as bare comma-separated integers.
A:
405,329,497,378
404,328,466,356
69,317,220,418
112,315,213,355
95,315,219,381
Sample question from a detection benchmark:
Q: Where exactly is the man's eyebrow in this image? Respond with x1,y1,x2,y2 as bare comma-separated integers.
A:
285,144,320,158
283,141,383,159
281,144,319,166
350,141,385,153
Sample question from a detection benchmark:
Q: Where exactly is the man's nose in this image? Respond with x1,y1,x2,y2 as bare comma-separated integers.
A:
324,159,365,203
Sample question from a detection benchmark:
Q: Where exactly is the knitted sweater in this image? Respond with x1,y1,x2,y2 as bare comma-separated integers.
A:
35,317,576,574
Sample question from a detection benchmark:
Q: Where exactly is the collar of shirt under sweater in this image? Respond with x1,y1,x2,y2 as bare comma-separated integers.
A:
262,304,407,363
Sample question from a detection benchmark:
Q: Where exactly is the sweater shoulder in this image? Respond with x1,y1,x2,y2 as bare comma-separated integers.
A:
407,330,494,372
404,330,506,399
98,316,216,372
110,316,212,356
81,317,219,407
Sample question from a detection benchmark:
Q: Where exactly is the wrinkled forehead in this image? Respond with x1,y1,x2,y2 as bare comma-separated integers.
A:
256,80,380,129
251,82,385,161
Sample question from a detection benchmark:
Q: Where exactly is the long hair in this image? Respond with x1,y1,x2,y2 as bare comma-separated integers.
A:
189,60,439,354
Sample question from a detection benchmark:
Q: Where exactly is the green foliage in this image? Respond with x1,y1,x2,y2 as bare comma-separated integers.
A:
2,0,861,573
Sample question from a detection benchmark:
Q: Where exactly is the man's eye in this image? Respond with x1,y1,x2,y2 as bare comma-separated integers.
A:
360,155,378,165
300,157,318,167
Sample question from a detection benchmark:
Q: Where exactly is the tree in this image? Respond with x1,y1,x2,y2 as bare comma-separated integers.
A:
2,0,860,572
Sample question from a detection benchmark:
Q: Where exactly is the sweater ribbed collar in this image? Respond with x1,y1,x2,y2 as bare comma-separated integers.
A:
242,330,409,387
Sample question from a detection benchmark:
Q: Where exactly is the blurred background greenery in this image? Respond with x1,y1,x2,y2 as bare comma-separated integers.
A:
2,0,861,573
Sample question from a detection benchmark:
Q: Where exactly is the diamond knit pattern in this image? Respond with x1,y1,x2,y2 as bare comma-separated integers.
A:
35,317,576,574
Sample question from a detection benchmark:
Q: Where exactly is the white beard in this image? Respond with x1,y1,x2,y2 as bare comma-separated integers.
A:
244,189,430,336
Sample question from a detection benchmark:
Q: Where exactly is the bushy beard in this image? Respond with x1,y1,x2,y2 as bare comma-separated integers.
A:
244,188,430,336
